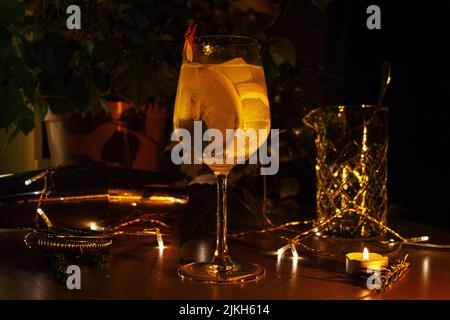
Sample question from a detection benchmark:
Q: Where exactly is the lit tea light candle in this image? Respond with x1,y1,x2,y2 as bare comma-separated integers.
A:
345,247,388,276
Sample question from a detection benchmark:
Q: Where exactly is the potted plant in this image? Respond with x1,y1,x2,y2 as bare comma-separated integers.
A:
1,0,331,172
1,0,181,171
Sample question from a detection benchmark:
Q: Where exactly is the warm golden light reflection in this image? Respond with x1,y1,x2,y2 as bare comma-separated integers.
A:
202,44,214,55
291,255,298,272
149,195,188,205
276,243,300,260
111,228,164,250
14,192,189,206
422,256,430,281
363,247,369,261
275,245,300,275
197,242,210,262
277,244,290,256
109,193,189,205
362,125,368,152
290,243,299,260
158,245,165,256
360,290,373,300
276,251,282,270
156,230,164,251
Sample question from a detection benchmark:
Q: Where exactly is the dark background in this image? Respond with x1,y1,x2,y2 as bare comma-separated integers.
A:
275,0,450,227
336,0,450,227
34,0,449,228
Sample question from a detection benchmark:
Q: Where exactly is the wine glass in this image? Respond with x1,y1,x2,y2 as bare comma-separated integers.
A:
173,35,270,283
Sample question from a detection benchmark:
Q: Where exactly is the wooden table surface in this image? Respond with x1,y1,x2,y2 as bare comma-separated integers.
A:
1,221,450,300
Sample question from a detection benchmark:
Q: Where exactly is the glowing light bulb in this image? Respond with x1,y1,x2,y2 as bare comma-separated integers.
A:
36,208,53,228
90,222,104,231
277,244,290,256
203,44,214,55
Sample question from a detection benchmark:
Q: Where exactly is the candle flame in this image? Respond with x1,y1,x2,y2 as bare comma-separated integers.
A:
363,247,369,261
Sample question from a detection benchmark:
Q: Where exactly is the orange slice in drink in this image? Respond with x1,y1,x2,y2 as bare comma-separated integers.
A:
227,82,271,159
236,83,270,109
200,63,270,161
200,67,243,134
236,83,270,132
211,58,254,84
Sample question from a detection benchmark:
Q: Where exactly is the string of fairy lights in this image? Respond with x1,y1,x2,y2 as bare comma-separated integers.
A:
24,169,166,253
230,188,450,258
22,166,450,262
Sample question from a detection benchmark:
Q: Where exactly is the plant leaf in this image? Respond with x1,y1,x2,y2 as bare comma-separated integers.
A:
0,0,25,24
0,67,7,85
310,0,333,12
112,60,155,105
269,36,296,67
33,99,49,121
5,107,34,144
155,62,178,102
0,31,17,61
65,77,90,112
9,64,37,102
0,80,25,129
262,49,279,84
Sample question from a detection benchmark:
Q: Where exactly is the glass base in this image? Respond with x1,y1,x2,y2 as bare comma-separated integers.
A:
178,260,265,284
301,235,402,259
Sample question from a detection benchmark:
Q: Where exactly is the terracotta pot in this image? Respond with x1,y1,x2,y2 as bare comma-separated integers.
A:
45,101,167,172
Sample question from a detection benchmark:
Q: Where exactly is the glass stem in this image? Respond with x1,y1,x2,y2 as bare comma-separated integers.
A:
212,173,232,264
